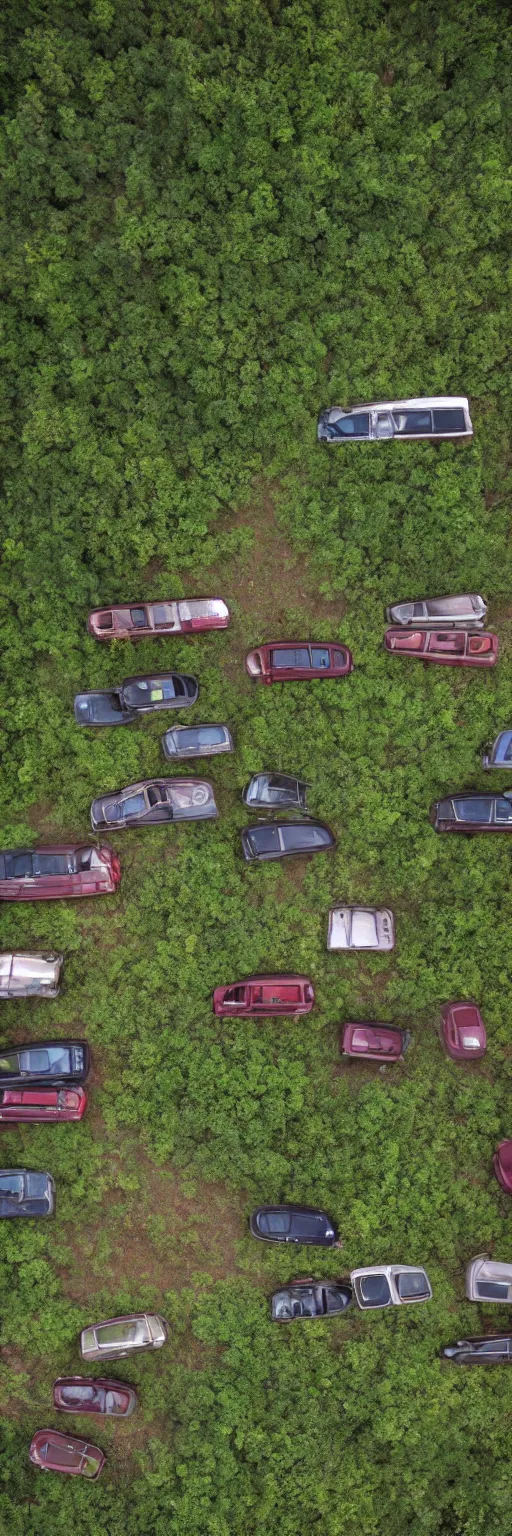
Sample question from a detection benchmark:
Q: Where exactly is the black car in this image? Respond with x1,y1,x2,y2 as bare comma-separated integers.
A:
0,1169,55,1219
0,1041,89,1086
90,778,218,831
271,1280,352,1322
74,674,198,726
442,1336,512,1365
242,774,308,812
250,1205,340,1246
241,820,334,863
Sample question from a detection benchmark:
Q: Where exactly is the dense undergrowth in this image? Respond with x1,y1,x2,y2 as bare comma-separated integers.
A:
1,0,512,1532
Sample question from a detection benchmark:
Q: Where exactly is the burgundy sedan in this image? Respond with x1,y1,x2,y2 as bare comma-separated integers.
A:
0,846,120,901
88,598,230,639
441,1002,486,1060
0,1087,87,1123
494,1142,512,1194
53,1376,137,1417
341,1023,410,1062
213,975,314,1017
384,628,498,667
30,1429,105,1479
245,642,353,684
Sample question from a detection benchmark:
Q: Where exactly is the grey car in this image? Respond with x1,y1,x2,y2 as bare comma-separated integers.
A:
80,1313,168,1361
465,1255,512,1303
327,907,395,951
242,774,307,812
162,724,233,759
0,1169,55,1219
90,778,218,830
350,1265,432,1309
317,396,473,443
385,594,486,628
482,731,512,769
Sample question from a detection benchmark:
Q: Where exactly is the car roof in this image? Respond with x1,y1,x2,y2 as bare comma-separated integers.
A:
339,396,469,412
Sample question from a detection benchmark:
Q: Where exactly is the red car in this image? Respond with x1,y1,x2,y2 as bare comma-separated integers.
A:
494,1142,512,1194
29,1429,105,1479
0,1087,87,1123
384,628,498,667
88,598,230,640
245,642,353,683
53,1376,137,1416
0,846,120,901
441,1002,487,1060
213,975,315,1017
341,1023,410,1061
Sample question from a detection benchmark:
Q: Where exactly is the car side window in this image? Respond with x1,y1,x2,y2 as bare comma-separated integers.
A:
454,799,492,823
330,413,370,437
392,410,433,434
310,647,330,668
271,648,310,669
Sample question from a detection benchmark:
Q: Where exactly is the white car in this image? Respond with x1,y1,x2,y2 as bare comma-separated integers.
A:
351,1265,432,1309
0,953,63,999
317,396,473,443
327,907,395,951
385,594,487,628
465,1255,512,1303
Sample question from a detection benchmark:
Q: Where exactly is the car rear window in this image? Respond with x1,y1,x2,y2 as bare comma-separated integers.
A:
432,408,467,433
249,827,281,853
453,798,492,823
476,1282,510,1299
281,824,329,850
397,1270,429,1300
271,648,310,669
332,648,348,668
359,1274,391,1305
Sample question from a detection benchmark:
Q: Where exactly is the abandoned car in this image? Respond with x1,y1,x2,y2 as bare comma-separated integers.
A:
213,975,314,1017
88,598,230,640
327,907,395,951
482,731,512,769
53,1377,137,1416
385,594,487,627
317,396,473,442
0,1169,55,1219
440,1002,486,1060
466,1255,512,1302
162,724,233,759
245,643,353,683
350,1265,432,1309
0,847,120,900
0,952,63,999
74,673,198,725
271,1280,352,1322
90,778,217,830
80,1314,168,1362
242,774,308,811
430,793,512,833
341,1023,410,1061
0,1040,89,1086
29,1430,104,1479
384,628,498,667
0,1088,87,1123
250,1205,339,1246
241,820,334,862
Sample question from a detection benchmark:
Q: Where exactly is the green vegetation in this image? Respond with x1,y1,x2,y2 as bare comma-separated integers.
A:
1,0,512,1531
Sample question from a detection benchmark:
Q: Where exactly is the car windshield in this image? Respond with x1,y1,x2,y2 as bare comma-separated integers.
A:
192,727,224,746
310,647,331,668
432,407,466,433
332,649,348,668
62,1385,97,1405
330,413,370,437
454,798,492,823
359,1274,392,1305
249,827,281,853
19,1047,71,1075
273,1295,294,1319
271,648,310,669
281,825,329,849
105,1389,128,1411
473,1340,508,1355
256,775,298,804
397,1270,429,1300
0,1173,24,1197
259,1211,290,1235
497,735,512,763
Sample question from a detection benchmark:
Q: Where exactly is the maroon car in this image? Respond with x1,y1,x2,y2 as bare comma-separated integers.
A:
88,598,230,640
0,846,120,901
29,1429,105,1479
0,1087,87,1122
384,628,498,667
430,794,512,833
53,1377,137,1417
441,1002,486,1060
245,642,353,684
341,1023,410,1061
213,975,315,1018
494,1142,512,1194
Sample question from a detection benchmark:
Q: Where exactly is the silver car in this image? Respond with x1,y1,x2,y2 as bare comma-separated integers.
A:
90,778,218,830
465,1255,512,1303
482,731,512,769
0,953,63,999
317,396,473,443
350,1265,432,1309
327,907,395,951
385,594,486,628
80,1313,168,1361
162,724,233,759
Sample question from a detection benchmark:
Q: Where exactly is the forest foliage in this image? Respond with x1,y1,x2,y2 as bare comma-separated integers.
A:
1,0,512,1532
